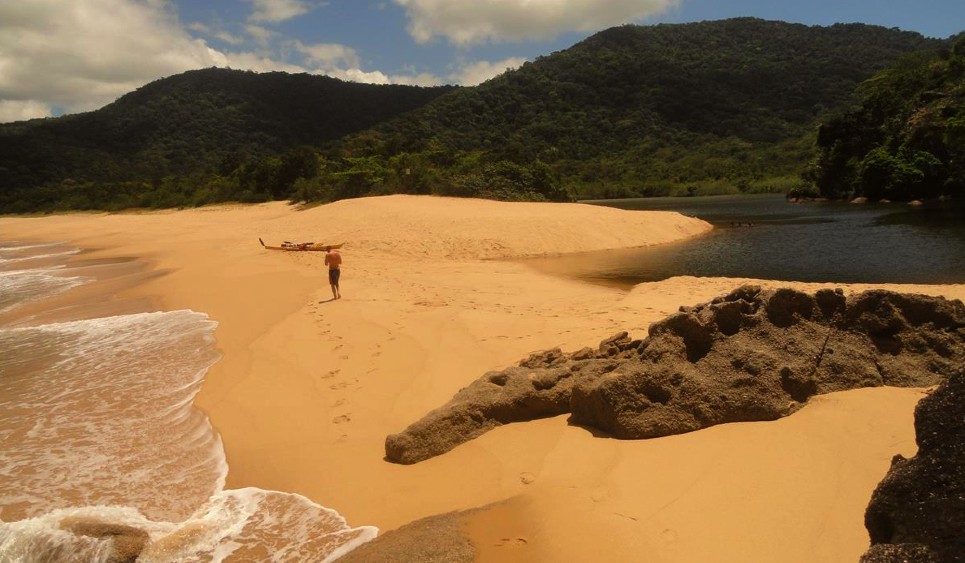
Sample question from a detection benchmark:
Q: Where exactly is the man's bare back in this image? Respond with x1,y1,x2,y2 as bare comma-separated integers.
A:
324,249,342,269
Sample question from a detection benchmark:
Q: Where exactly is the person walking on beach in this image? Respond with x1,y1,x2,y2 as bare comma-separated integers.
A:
324,246,342,300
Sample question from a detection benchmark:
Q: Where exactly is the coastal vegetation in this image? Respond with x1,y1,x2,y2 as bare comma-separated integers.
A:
804,34,965,201
0,18,954,213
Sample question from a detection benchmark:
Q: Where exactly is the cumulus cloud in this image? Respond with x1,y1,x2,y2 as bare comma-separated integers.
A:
0,100,53,123
292,41,361,70
221,52,307,74
449,57,527,85
245,24,276,47
287,40,444,86
0,0,572,123
393,0,679,45
328,68,443,87
249,0,314,23
187,22,245,46
0,0,226,121
322,56,526,87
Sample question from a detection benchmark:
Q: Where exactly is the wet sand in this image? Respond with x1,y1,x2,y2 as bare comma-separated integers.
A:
2,195,962,562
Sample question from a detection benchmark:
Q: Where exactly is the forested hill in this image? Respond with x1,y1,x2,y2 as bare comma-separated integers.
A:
355,18,945,199
806,35,965,201
0,18,950,212
0,69,454,209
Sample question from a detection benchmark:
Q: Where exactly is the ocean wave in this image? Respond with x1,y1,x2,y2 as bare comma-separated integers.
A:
0,268,87,315
0,489,378,562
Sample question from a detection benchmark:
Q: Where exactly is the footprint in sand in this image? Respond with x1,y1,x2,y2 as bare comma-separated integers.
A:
333,414,351,424
495,538,529,548
321,370,339,379
330,381,349,390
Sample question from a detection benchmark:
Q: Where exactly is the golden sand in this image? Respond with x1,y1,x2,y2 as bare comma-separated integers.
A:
3,195,962,562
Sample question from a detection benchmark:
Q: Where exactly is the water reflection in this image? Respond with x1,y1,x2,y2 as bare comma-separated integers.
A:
526,195,965,287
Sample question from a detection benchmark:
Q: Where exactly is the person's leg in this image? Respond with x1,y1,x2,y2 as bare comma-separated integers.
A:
329,270,339,300
334,269,341,299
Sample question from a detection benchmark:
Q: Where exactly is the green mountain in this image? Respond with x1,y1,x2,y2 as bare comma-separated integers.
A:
0,69,453,211
0,18,951,212
806,34,965,201
347,18,945,200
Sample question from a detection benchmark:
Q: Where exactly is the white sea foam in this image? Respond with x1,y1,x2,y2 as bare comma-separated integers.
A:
0,267,88,314
136,489,379,562
0,241,66,254
0,490,379,562
0,311,225,522
0,249,81,265
0,241,379,561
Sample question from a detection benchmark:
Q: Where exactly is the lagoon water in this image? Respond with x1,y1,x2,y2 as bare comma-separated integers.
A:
528,194,965,287
0,242,376,561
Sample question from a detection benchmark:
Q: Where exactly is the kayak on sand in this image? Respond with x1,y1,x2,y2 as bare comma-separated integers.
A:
259,238,344,251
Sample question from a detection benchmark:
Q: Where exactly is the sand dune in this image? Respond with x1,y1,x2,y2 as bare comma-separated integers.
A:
2,195,961,562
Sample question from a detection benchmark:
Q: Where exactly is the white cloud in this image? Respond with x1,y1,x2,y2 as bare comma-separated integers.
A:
221,52,307,74
385,72,445,87
0,100,53,122
292,41,361,70
188,21,245,46
0,0,562,124
249,0,314,23
288,41,444,86
245,24,275,48
326,68,443,87
393,0,679,45
324,56,526,87
449,57,527,85
0,0,226,122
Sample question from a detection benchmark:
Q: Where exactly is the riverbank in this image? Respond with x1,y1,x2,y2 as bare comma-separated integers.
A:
2,195,962,562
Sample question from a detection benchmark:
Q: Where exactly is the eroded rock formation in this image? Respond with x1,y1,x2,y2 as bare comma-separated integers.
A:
860,368,965,563
385,286,965,464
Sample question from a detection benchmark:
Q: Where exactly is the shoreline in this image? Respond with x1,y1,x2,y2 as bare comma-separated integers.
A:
2,196,963,561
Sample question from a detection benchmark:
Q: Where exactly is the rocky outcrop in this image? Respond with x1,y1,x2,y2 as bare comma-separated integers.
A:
385,286,965,464
860,369,965,563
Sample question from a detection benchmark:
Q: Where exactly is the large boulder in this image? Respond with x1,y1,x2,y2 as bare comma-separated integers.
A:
860,369,965,563
386,287,965,464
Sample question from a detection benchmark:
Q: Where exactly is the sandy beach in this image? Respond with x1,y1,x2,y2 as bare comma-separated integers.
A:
3,195,963,562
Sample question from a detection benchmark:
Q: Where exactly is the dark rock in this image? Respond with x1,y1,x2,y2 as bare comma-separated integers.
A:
385,289,965,464
860,369,965,563
861,544,942,563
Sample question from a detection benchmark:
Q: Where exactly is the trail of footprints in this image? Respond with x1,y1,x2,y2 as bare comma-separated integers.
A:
310,300,391,439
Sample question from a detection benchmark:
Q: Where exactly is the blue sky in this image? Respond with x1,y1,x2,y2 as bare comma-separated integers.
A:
0,0,962,123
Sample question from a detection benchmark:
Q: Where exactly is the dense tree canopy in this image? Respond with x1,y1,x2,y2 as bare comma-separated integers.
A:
0,69,453,212
0,18,951,213
805,35,965,201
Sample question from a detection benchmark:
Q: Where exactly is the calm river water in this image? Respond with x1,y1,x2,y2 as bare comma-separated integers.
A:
527,194,965,288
